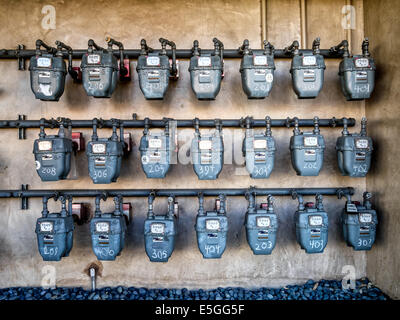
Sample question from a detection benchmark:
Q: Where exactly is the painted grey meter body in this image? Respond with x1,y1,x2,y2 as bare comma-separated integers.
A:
336,117,373,177
33,121,73,182
239,40,275,99
144,196,177,262
290,117,325,176
242,116,276,179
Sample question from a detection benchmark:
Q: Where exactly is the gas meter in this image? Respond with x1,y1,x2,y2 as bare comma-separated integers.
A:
140,118,172,178
191,118,224,180
242,116,276,179
86,118,125,184
136,38,178,99
294,194,328,254
331,38,376,100
290,117,325,176
189,38,224,100
286,38,326,98
33,118,73,181
144,194,178,262
336,117,373,177
90,195,127,261
239,39,275,99
245,192,278,255
29,40,67,101
81,38,127,98
339,192,377,251
35,196,74,261
195,194,228,259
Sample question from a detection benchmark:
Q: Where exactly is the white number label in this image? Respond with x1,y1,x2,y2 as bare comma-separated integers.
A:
355,58,369,68
359,213,372,223
87,54,101,64
358,239,372,247
253,139,267,149
199,140,212,150
309,240,324,249
206,219,220,230
198,56,212,67
96,222,110,232
303,56,316,66
92,143,106,153
146,56,160,66
356,139,369,149
152,249,168,260
309,215,323,226
37,57,52,68
151,223,165,234
38,141,52,151
253,55,267,66
257,217,270,228
304,136,318,147
40,222,53,232
255,241,273,251
149,138,162,149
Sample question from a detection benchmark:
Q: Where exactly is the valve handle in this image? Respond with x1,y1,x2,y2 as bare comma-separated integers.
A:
192,40,200,56
362,38,370,57
360,117,367,136
293,117,300,136
35,39,57,56
238,39,251,55
312,37,321,54
313,116,320,134
265,116,272,137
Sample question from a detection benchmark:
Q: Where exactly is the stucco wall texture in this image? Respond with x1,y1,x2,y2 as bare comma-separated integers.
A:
0,0,375,290
364,0,400,300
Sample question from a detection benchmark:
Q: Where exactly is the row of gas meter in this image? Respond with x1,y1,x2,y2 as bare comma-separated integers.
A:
33,117,373,182
28,37,375,101
35,191,378,262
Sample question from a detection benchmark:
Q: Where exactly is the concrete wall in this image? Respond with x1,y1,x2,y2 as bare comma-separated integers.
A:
364,0,400,299
0,0,370,289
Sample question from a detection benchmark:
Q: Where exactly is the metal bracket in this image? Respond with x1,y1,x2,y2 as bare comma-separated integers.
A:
17,114,26,139
20,184,29,210
17,44,26,71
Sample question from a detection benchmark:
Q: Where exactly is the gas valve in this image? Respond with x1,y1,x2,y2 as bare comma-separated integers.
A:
191,118,224,180
245,192,278,255
136,38,177,99
86,118,125,184
332,38,376,100
144,194,178,262
336,117,373,177
242,116,276,179
286,38,326,98
29,40,67,101
90,195,127,261
33,118,73,181
339,191,378,251
35,196,74,261
140,118,172,178
290,117,325,176
81,38,125,98
195,194,228,259
294,194,328,254
239,39,275,99
189,38,224,100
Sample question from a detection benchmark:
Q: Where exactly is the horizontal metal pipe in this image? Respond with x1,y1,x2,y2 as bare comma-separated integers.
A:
0,187,354,198
0,118,355,129
0,48,345,60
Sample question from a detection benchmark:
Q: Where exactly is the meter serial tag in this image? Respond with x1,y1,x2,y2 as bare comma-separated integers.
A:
96,222,110,233
92,143,106,154
257,216,270,228
355,58,369,68
346,203,358,213
40,221,53,232
359,213,372,223
149,138,162,149
146,56,160,66
199,140,212,150
309,215,323,226
253,139,267,149
151,223,165,234
206,219,220,230
303,56,317,66
304,136,318,147
198,56,212,67
37,57,52,68
253,55,267,66
87,54,101,64
38,140,53,151
356,139,369,149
